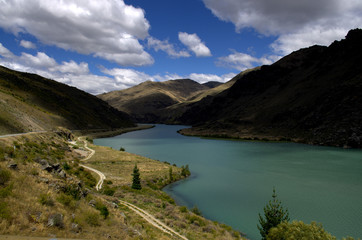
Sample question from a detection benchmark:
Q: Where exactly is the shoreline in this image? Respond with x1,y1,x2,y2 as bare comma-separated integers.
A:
76,124,155,139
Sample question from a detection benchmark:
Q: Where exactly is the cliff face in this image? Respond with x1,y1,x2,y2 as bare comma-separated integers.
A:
178,29,362,148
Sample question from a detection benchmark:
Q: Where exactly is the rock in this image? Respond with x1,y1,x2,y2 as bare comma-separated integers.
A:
7,161,18,170
39,159,53,172
89,200,96,207
71,223,82,233
38,177,49,184
52,163,61,171
57,170,66,179
47,213,64,228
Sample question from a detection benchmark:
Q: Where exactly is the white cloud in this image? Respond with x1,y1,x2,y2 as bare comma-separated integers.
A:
0,42,237,95
147,37,191,58
0,43,15,59
178,32,212,57
0,0,152,66
217,51,280,71
189,73,236,83
20,40,36,49
203,0,362,55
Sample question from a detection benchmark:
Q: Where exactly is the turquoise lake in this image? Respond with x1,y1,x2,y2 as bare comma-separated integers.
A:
94,124,362,239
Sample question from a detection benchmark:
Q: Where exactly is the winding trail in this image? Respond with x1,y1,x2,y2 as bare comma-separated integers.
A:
76,137,189,240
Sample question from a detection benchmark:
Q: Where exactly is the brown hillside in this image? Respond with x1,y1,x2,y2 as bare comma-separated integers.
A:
0,66,134,134
178,29,362,148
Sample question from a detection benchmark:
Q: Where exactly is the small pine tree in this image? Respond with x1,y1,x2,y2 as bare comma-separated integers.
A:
131,164,142,190
169,167,173,182
257,187,290,240
181,164,191,177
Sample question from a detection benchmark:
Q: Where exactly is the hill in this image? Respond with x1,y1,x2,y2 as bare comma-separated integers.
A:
178,29,362,148
0,66,134,134
98,79,210,122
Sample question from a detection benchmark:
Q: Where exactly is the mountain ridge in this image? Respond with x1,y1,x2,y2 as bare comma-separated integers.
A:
177,29,362,148
0,65,134,134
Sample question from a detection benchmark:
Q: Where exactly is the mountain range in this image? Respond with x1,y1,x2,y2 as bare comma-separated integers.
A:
100,29,362,148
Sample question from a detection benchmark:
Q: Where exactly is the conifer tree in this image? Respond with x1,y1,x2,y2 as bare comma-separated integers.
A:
131,164,142,190
257,187,290,240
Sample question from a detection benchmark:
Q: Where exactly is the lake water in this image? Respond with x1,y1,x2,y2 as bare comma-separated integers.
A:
94,124,362,239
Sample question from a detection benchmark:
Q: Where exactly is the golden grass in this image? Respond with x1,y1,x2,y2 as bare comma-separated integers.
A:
0,132,246,240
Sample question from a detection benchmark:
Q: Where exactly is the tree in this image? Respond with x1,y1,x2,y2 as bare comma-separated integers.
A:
258,188,290,240
169,167,173,182
267,221,336,240
181,164,191,177
131,164,142,190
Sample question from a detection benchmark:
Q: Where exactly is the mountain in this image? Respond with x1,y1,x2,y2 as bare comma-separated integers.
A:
202,81,223,88
0,66,134,134
177,29,362,148
98,79,211,122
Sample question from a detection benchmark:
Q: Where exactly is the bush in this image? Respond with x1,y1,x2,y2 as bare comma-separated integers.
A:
95,201,109,219
39,193,55,206
0,168,11,186
191,206,202,216
0,184,13,198
119,147,125,151
179,206,188,213
57,193,76,208
85,212,100,226
267,221,336,240
102,185,116,196
0,202,11,220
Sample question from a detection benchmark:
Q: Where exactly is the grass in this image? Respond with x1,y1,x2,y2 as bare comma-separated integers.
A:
0,131,245,240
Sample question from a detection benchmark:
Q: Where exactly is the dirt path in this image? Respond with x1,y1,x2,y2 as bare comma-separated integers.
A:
77,138,189,240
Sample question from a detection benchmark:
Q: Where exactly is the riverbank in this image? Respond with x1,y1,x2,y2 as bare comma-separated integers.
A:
177,126,360,149
74,124,155,139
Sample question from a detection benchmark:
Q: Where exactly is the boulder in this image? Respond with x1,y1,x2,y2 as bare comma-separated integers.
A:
47,213,64,228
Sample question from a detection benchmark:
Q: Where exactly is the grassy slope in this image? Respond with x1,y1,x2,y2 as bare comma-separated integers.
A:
178,29,362,148
0,131,245,240
0,66,134,135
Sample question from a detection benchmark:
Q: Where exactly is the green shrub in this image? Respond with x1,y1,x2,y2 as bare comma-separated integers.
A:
57,193,76,208
0,184,13,198
102,185,116,196
0,167,11,186
267,221,336,240
85,212,100,226
39,193,55,206
0,202,11,220
95,201,109,219
119,147,125,151
191,206,202,216
179,206,188,213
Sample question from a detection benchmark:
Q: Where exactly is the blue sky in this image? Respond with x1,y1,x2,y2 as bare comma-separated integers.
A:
0,0,361,94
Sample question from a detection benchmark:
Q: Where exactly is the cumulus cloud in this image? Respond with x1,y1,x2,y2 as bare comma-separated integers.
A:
20,40,36,49
147,37,191,58
0,0,153,66
217,51,280,71
203,0,362,54
178,32,212,57
189,73,236,83
0,43,15,59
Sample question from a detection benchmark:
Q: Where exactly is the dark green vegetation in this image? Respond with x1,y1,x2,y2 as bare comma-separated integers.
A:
131,164,142,190
100,29,362,148
0,65,134,135
259,189,358,240
258,188,290,240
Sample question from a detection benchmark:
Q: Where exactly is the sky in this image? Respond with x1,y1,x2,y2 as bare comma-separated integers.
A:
0,0,361,95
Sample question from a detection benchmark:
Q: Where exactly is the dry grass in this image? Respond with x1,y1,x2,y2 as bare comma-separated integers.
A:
0,132,246,240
